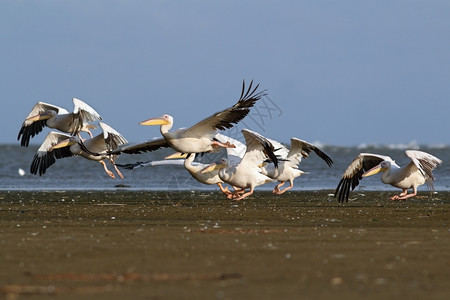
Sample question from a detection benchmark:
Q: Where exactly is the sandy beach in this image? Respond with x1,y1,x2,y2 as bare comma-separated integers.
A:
1,190,449,299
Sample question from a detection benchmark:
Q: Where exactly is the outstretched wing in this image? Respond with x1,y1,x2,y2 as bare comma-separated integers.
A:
267,138,289,160
18,102,63,147
99,122,128,152
288,138,333,167
116,159,186,170
405,150,442,181
109,138,171,155
70,98,102,135
334,153,390,203
183,80,266,137
30,132,74,176
241,129,278,169
72,98,102,122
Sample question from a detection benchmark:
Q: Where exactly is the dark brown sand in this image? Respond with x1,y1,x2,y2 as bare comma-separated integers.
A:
0,190,449,300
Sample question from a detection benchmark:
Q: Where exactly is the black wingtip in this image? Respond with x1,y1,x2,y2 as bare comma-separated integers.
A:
334,178,350,203
314,148,334,168
264,141,279,169
238,79,266,103
116,162,146,170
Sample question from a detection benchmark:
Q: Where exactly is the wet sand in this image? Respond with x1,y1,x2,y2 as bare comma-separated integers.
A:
0,190,449,300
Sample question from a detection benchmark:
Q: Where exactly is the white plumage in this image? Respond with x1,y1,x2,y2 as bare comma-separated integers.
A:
262,138,333,194
202,129,278,201
18,98,102,147
109,80,265,155
335,150,442,202
30,122,127,179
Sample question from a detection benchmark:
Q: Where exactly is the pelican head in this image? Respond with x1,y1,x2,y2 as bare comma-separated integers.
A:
26,110,56,122
139,114,173,126
50,137,77,151
362,161,390,178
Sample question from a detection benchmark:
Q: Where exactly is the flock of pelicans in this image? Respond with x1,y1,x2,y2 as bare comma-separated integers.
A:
18,81,443,202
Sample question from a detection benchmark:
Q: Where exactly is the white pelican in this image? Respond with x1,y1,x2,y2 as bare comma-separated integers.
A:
109,80,265,155
262,138,333,194
169,153,234,195
335,150,442,202
117,133,247,197
30,122,127,179
117,153,230,193
201,129,278,201
18,98,102,147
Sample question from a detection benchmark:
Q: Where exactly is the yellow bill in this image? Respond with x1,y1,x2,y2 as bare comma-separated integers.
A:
50,138,75,151
362,165,382,177
26,111,53,122
139,117,170,126
165,152,188,159
200,162,226,174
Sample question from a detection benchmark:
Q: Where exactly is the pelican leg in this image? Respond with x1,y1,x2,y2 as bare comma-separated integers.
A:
395,187,418,201
232,186,244,192
217,183,231,196
233,187,254,201
211,140,236,149
390,194,400,200
228,188,244,200
390,189,409,201
113,164,124,179
109,158,124,179
100,160,115,179
272,181,285,194
274,181,294,195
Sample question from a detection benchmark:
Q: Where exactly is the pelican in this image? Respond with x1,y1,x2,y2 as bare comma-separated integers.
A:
117,153,231,194
109,80,265,155
30,122,127,179
201,129,278,201
117,133,247,197
335,150,442,202
262,138,333,194
18,98,102,147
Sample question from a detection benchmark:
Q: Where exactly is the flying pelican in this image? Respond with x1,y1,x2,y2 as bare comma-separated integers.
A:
335,150,442,203
30,122,127,179
201,129,278,201
108,80,265,155
18,98,102,147
262,138,333,194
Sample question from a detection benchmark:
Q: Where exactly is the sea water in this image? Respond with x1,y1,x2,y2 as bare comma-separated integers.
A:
0,143,448,192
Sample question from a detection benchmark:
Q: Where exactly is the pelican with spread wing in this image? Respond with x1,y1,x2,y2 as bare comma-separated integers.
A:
109,80,265,155
262,138,333,194
18,98,102,147
201,129,278,201
30,122,127,179
335,150,442,202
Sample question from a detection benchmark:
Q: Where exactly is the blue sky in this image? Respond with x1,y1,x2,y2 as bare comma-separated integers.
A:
2,1,449,146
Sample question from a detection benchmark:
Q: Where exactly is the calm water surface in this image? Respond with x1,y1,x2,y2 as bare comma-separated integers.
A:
0,144,448,192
